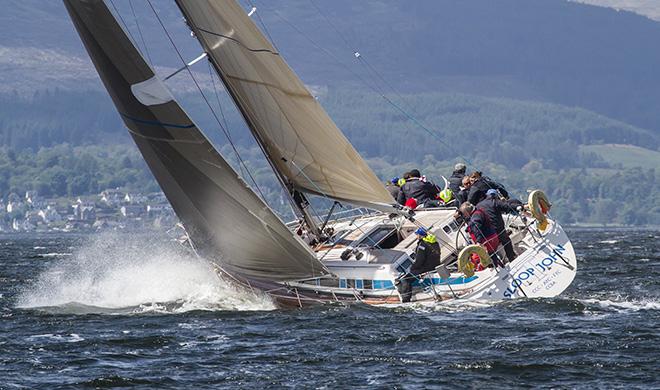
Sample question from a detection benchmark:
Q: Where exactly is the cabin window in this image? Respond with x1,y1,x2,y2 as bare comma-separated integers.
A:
358,225,401,249
346,279,356,289
443,220,460,234
396,258,413,274
339,279,347,288
355,279,364,289
363,280,373,290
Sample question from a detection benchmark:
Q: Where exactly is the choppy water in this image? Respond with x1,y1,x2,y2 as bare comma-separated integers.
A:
1,230,658,388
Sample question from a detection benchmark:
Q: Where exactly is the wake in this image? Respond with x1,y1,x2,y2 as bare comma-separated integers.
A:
16,232,275,313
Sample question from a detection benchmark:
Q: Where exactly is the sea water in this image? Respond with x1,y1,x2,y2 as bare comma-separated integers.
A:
0,229,658,388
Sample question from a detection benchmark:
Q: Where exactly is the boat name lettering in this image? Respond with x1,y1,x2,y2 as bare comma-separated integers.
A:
504,244,566,298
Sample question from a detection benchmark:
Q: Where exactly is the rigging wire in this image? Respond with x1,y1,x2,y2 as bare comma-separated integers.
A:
206,63,231,132
206,61,247,179
263,0,476,169
108,0,140,53
242,0,279,52
144,0,268,202
128,0,153,66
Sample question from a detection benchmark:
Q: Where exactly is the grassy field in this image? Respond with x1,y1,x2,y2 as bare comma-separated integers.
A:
581,144,660,168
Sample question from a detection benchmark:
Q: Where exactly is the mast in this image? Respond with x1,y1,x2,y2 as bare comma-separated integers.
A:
204,53,322,237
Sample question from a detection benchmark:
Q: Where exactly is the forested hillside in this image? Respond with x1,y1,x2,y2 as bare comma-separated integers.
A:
1,0,659,225
4,0,660,134
2,88,657,168
1,87,658,225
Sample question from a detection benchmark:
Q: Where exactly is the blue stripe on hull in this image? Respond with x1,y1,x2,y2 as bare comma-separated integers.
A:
371,276,478,290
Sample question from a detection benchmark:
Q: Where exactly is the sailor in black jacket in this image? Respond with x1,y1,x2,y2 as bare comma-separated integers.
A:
397,227,441,303
397,169,439,207
448,163,466,194
467,174,509,205
476,190,523,262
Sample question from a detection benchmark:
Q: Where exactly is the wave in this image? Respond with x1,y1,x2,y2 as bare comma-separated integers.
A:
37,252,72,258
379,298,500,313
579,298,660,312
16,232,275,313
377,294,660,315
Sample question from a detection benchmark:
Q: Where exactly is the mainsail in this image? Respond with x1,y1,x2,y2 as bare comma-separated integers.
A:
64,0,328,281
175,0,396,211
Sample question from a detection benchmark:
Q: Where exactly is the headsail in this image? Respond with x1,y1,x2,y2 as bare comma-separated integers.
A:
175,0,396,211
64,0,328,281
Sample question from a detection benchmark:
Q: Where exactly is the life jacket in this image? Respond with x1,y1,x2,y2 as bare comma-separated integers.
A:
422,233,437,244
467,209,500,253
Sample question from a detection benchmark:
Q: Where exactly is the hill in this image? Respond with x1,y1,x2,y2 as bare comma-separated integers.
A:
1,0,659,226
3,88,658,171
3,0,660,134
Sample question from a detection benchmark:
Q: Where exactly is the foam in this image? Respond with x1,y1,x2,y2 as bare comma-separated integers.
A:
580,298,660,312
38,253,72,258
382,298,497,313
17,232,275,313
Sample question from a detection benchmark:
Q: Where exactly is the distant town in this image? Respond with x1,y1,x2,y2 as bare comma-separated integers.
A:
0,189,178,233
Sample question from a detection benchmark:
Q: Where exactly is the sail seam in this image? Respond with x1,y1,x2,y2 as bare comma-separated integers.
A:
196,26,279,55
224,74,311,98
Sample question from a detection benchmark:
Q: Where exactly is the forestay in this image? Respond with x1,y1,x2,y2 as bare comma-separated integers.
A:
175,0,396,211
64,0,328,281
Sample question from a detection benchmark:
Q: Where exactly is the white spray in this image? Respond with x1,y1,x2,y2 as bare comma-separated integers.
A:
17,232,275,313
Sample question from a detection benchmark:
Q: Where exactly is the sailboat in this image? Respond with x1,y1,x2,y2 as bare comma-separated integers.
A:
64,0,577,307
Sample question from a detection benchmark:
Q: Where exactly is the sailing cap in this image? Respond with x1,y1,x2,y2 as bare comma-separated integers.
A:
415,227,428,236
391,177,399,184
486,189,498,197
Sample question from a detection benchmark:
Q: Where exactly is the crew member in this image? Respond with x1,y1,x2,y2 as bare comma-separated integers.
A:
476,189,523,263
386,177,401,200
397,169,440,207
448,163,466,194
397,227,441,303
455,176,471,205
466,172,509,205
458,202,503,267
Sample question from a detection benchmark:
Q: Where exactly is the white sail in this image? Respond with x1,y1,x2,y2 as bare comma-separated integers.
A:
175,0,397,211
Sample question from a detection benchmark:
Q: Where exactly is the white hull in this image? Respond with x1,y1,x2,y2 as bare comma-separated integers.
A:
408,218,576,303
272,208,577,306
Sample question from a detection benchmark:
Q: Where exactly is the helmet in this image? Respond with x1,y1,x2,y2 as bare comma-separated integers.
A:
486,189,498,198
439,188,453,203
391,177,400,185
415,227,428,236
